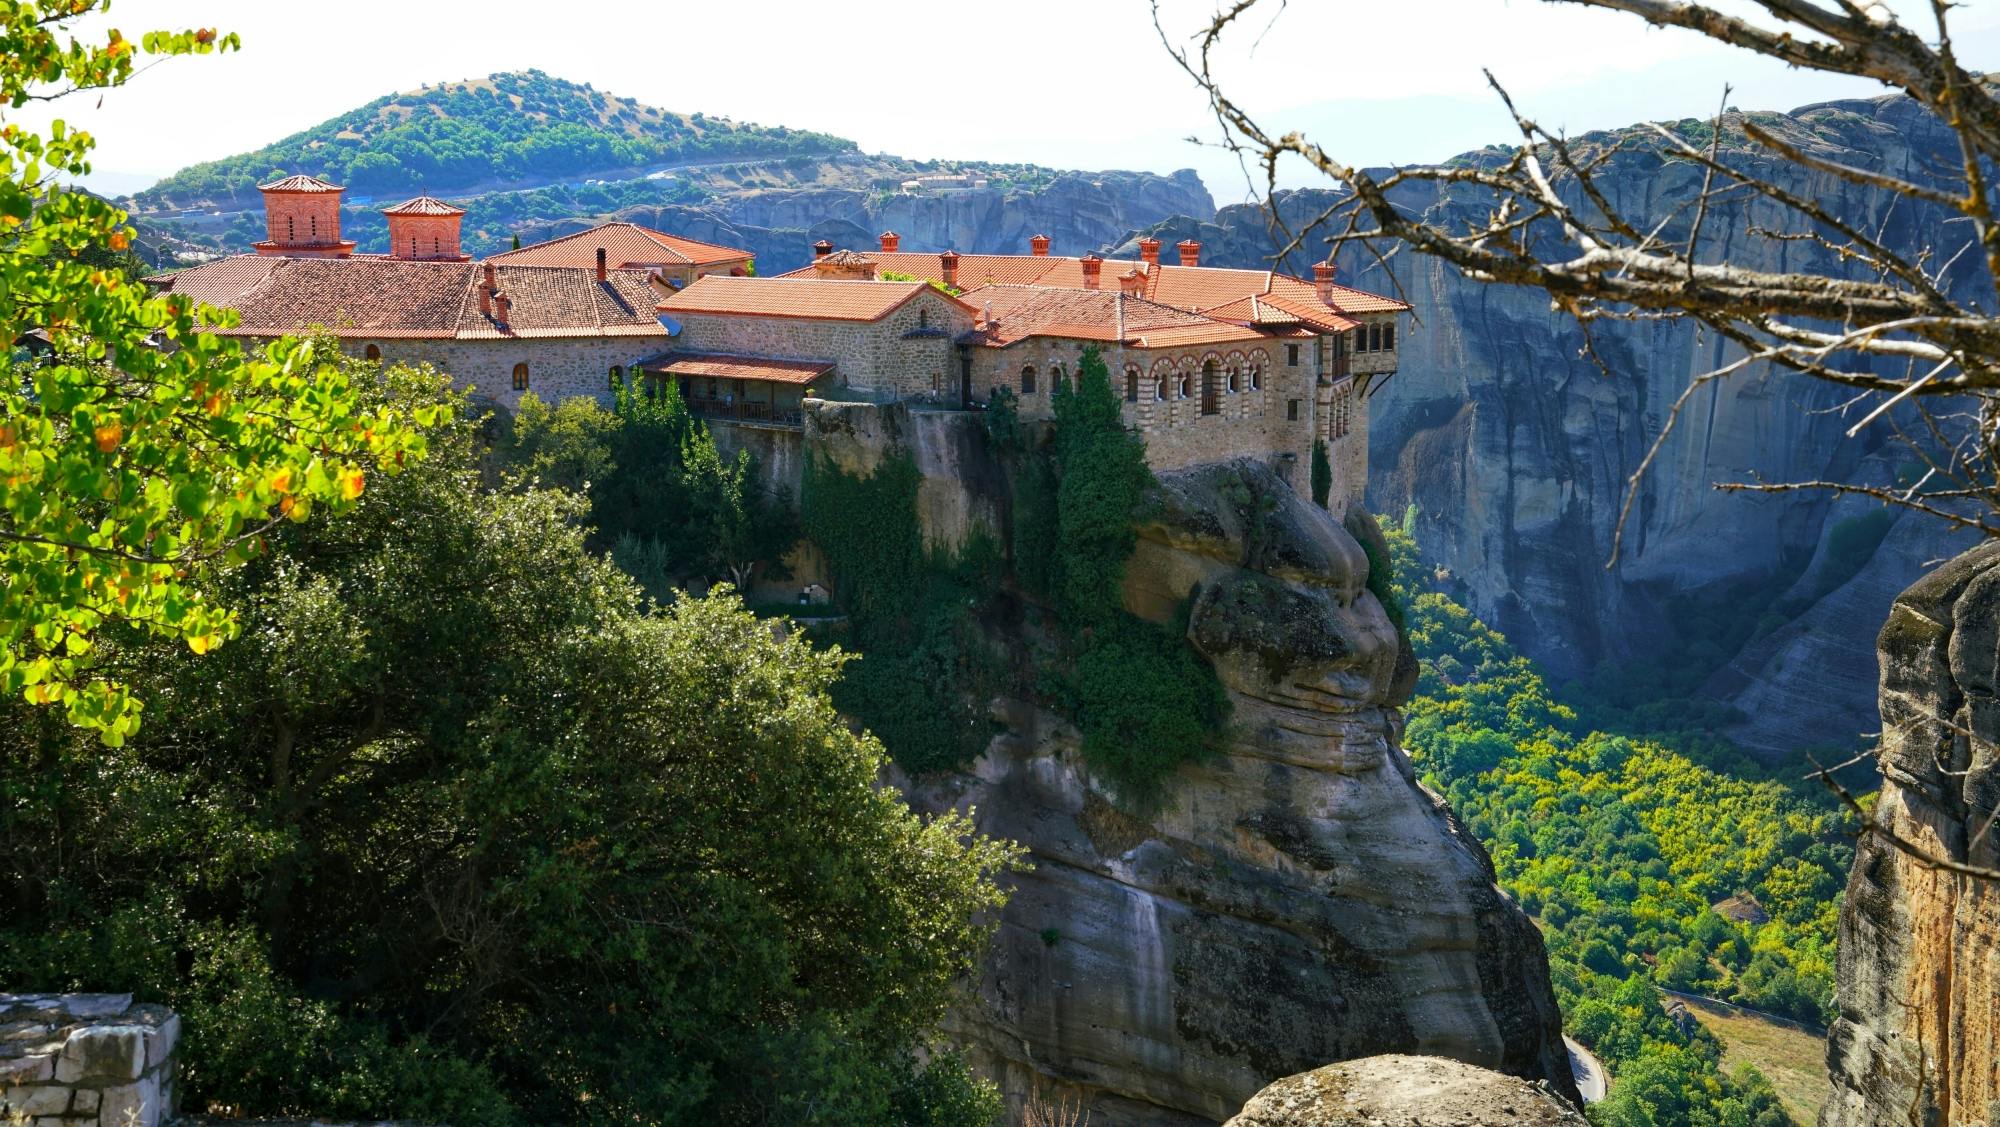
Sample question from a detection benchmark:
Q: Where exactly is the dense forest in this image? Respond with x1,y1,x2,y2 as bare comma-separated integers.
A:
133,70,856,210
1383,516,1853,1126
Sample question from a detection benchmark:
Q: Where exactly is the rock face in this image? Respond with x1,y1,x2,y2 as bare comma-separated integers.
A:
517,167,1214,277
1223,1054,1588,1127
1130,94,1975,760
891,445,1574,1124
1821,540,2000,1127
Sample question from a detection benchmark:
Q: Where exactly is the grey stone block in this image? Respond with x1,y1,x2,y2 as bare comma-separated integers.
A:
54,1025,146,1084
2,1084,71,1116
0,1049,55,1082
98,1071,160,1127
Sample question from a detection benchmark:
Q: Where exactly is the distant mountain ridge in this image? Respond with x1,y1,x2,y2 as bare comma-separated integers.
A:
133,69,857,211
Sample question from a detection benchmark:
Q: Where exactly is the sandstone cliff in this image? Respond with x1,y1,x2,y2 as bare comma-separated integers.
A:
515,167,1213,276
1821,540,2000,1127
1223,1054,1587,1127
1123,94,1975,760
818,402,1576,1124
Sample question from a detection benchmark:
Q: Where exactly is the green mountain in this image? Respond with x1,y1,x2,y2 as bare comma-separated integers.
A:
133,69,857,210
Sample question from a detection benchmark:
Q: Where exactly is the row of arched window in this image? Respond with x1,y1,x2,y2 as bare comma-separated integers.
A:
1353,321,1396,353
1016,360,1266,404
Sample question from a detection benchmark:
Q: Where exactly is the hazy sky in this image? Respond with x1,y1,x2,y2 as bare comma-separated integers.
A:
21,0,2000,203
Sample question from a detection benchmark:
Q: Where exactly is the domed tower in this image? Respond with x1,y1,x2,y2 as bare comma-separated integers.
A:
253,174,355,258
383,195,470,261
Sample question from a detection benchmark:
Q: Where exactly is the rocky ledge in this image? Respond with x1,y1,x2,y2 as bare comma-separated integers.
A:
1224,1054,1588,1126
903,457,1576,1125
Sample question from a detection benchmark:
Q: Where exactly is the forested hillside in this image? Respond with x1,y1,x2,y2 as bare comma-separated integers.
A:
133,70,856,210
1384,515,1851,1125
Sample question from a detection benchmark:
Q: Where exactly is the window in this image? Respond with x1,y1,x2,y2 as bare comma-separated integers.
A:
363,343,381,361
1178,373,1192,399
512,362,531,391
609,364,624,392
919,308,930,330
1369,323,1382,352
1201,361,1220,416
1125,366,1140,402
1353,327,1367,354
1226,368,1239,393
1287,399,1300,421
1021,365,1037,394
1250,364,1262,391
1383,322,1395,351
1050,363,1067,388
1155,376,1167,401
1286,343,1300,366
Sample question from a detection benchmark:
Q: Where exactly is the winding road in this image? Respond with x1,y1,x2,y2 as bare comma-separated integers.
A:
1565,1036,1609,1103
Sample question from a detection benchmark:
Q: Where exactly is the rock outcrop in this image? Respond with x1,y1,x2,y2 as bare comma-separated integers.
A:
1223,1054,1588,1127
517,167,1214,277
888,445,1574,1124
1128,94,1976,760
0,993,180,1127
1821,540,2000,1127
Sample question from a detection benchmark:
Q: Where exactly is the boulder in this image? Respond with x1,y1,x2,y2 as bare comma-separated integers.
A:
1223,1054,1588,1126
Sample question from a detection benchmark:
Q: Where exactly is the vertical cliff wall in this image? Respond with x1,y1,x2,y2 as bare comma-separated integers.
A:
823,403,1575,1123
1128,93,1974,761
1822,540,2000,1127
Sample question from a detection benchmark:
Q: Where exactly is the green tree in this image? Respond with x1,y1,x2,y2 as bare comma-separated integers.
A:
1049,346,1150,626
1,365,1018,1125
0,11,431,742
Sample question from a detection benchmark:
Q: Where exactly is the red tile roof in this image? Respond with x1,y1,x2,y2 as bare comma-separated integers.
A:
146,256,670,341
490,222,752,270
958,284,1266,348
639,352,833,386
382,195,466,216
258,174,343,193
660,275,973,322
788,247,1409,317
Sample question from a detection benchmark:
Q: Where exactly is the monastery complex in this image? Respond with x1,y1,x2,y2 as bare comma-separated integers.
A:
151,175,1406,509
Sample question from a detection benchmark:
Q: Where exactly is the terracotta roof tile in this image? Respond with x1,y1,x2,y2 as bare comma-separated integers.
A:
258,174,343,193
491,222,751,269
382,195,466,216
660,275,969,322
958,284,1265,348
154,255,669,341
639,352,833,385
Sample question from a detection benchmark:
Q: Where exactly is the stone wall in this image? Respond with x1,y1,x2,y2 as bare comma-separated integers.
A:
342,334,670,413
0,995,178,1127
670,289,970,400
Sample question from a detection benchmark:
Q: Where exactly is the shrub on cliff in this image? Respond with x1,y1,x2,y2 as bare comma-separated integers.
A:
0,363,1018,1126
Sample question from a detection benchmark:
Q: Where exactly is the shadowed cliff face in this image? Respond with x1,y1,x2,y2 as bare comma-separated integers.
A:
1124,93,1975,761
901,457,1575,1126
1822,541,2000,1127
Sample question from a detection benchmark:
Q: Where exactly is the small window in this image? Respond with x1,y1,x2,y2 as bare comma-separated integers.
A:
1178,374,1192,399
1155,376,1167,401
1050,363,1066,388
1250,365,1262,391
1021,365,1037,394
1227,368,1239,393
512,362,530,391
609,364,624,392
1383,322,1395,351
1286,343,1300,366
1287,399,1300,421
1125,366,1140,402
363,343,381,361
919,308,930,330
1369,323,1383,352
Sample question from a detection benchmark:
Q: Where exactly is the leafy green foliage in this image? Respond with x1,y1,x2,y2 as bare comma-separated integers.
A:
1,369,1018,1125
1384,520,1848,1123
1049,355,1151,627
135,70,856,209
0,11,432,742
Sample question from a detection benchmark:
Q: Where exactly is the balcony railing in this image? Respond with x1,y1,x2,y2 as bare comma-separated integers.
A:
685,397,803,428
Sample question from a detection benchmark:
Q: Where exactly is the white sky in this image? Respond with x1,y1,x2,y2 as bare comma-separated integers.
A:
19,0,2000,204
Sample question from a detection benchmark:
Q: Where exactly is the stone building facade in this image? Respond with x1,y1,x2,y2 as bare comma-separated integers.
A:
347,334,667,413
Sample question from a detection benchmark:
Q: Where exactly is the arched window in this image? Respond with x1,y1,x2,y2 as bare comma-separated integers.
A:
1050,363,1067,389
1178,373,1192,399
363,343,381,361
609,364,624,392
1201,360,1220,415
1227,368,1239,393
919,308,930,330
1124,366,1140,402
1155,376,1167,401
1369,323,1383,352
1383,322,1396,351
512,362,531,391
1250,364,1262,390
1021,365,1037,394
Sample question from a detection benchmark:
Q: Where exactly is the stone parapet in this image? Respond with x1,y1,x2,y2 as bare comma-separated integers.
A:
0,995,178,1127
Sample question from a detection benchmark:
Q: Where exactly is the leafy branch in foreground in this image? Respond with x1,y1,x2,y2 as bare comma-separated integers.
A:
0,4,434,741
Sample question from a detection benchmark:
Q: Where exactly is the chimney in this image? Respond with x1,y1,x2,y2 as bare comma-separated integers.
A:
1119,268,1146,298
596,247,607,283
982,301,994,326
479,262,496,317
939,249,960,290
879,230,901,253
1080,253,1103,290
1175,239,1201,268
494,292,512,327
1138,237,1161,268
813,239,834,260
1313,260,1337,303
1029,233,1051,257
